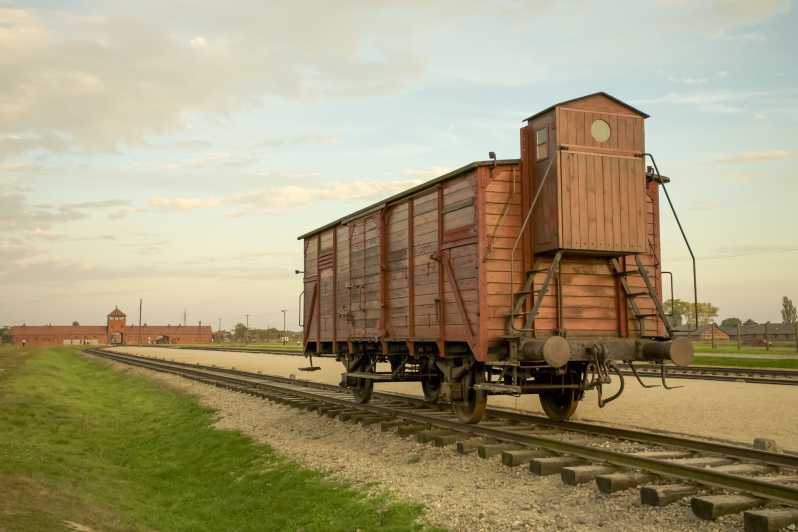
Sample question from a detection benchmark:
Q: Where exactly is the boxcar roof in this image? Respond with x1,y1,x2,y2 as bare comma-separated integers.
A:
524,91,650,122
297,159,520,240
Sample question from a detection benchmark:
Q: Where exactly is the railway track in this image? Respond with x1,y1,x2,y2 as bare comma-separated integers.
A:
86,347,798,531
619,365,798,387
157,344,798,386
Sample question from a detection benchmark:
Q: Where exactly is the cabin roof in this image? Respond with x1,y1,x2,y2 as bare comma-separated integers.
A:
296,159,520,240
524,91,650,122
107,306,126,317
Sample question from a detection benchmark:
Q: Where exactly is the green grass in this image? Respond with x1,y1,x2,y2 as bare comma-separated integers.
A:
0,346,434,532
693,341,797,356
692,355,798,369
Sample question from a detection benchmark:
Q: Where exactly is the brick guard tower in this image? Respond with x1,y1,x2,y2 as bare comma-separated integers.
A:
107,306,126,345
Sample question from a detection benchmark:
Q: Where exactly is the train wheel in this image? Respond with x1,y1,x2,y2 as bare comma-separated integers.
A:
352,377,373,403
421,358,443,403
350,358,374,404
539,389,578,421
452,364,487,424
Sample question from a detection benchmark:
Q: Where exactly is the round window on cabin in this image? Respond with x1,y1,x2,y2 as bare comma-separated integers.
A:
591,119,611,143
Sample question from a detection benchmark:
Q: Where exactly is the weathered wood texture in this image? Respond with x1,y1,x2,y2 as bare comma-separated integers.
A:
528,93,648,254
303,171,481,352
302,93,667,355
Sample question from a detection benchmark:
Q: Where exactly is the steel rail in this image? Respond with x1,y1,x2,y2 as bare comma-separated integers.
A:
86,348,798,506
143,345,798,386
619,366,798,386
91,348,798,468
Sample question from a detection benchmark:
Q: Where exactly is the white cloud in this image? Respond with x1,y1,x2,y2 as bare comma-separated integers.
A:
148,178,424,215
0,193,131,231
712,0,791,25
713,149,794,164
711,30,767,42
401,166,451,179
149,196,222,210
159,152,256,172
634,89,793,114
189,36,208,49
667,76,709,85
253,134,342,148
0,5,426,158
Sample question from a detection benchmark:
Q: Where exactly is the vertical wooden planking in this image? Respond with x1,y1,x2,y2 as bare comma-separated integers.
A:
337,225,350,342
564,152,572,249
554,111,564,253
476,166,488,361
577,151,588,249
436,186,445,354
575,109,585,146
588,153,596,248
332,228,337,348
602,155,613,249
611,159,624,248
316,236,321,345
408,200,415,342
379,208,387,345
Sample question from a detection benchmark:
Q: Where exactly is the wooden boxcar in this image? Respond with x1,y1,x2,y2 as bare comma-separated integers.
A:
298,92,693,422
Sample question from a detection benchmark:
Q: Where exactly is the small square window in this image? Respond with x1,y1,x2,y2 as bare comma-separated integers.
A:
535,127,548,161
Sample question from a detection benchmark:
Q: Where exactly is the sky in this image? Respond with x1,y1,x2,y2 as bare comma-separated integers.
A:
0,0,796,330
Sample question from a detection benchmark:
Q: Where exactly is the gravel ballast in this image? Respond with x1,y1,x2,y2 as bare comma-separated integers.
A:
98,352,747,531
112,346,798,450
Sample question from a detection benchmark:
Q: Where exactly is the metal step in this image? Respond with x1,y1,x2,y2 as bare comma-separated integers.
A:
472,383,523,394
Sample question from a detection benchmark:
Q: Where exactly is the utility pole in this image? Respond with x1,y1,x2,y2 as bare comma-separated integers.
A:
139,298,143,346
736,321,741,351
281,309,287,345
245,313,251,344
765,321,770,351
199,320,202,343
710,321,715,349
183,309,187,326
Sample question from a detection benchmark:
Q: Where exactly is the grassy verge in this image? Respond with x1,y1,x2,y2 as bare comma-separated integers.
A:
692,355,798,369
0,346,433,532
693,341,797,356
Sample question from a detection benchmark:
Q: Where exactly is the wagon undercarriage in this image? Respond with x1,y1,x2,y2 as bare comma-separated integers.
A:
321,332,693,423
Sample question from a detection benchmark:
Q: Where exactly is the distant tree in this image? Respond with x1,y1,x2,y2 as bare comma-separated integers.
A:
0,326,10,344
233,322,248,341
72,321,80,326
696,302,719,326
721,317,741,328
663,299,717,327
782,296,797,324
664,299,690,328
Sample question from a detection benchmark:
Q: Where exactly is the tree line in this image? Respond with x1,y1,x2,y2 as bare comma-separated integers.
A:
664,296,796,329
229,323,302,343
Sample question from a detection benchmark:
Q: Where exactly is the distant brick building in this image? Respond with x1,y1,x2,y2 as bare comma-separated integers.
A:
10,307,212,347
672,323,730,341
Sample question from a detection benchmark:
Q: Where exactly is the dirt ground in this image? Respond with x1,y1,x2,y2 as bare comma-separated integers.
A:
112,346,798,450
98,353,744,532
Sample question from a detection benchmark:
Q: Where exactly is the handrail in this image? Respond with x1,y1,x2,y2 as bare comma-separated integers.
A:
645,153,699,333
298,290,304,327
508,156,556,332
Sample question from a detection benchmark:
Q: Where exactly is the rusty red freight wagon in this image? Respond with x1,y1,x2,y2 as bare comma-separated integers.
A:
298,92,695,423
